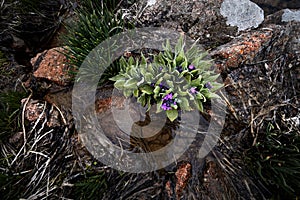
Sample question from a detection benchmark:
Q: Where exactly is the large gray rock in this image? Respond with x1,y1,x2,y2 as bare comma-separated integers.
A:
220,0,264,31
123,0,238,49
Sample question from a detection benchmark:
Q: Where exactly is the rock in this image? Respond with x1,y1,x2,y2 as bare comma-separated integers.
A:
282,9,300,22
214,20,300,126
22,99,46,122
165,162,192,199
251,0,300,15
175,162,192,199
211,29,273,70
22,98,65,128
31,47,71,86
123,0,238,49
11,35,26,51
220,0,264,31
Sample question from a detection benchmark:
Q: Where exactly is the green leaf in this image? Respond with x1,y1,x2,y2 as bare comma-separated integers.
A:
137,94,146,106
179,97,192,111
210,82,224,92
114,79,126,89
145,73,154,83
124,78,138,89
166,109,178,122
203,74,220,84
207,92,220,99
109,74,124,82
196,92,206,102
195,100,204,112
141,53,147,65
133,89,139,97
124,90,132,97
156,100,163,113
166,80,174,88
163,73,172,80
146,96,152,111
140,85,153,94
128,56,135,66
198,60,212,71
175,36,184,56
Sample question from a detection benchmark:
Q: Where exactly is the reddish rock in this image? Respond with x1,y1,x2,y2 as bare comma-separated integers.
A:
211,29,273,70
95,97,113,113
166,162,192,199
22,98,65,127
175,162,192,199
22,99,46,122
165,180,173,198
31,47,71,86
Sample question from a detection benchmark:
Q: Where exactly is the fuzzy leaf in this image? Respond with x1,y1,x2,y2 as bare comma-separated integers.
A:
141,53,147,65
137,94,146,106
114,79,126,89
179,97,191,111
196,92,206,102
146,96,151,111
124,78,138,89
195,100,204,112
128,56,135,66
124,90,132,97
210,82,224,92
207,92,221,99
203,74,220,83
156,100,163,113
140,85,153,94
198,60,212,71
166,80,174,88
145,73,154,83
133,89,139,97
153,86,161,95
166,109,178,122
175,37,184,56
109,74,124,82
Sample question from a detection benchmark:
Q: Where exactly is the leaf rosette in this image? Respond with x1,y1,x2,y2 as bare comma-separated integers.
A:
110,37,223,121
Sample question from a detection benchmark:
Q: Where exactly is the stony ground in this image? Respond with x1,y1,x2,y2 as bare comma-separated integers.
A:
0,0,299,199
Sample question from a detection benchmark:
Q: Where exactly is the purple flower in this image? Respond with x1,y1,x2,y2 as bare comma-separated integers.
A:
189,87,198,94
163,93,173,100
161,93,176,110
176,66,183,73
159,81,169,90
204,82,213,90
161,103,172,110
188,65,195,70
150,82,155,87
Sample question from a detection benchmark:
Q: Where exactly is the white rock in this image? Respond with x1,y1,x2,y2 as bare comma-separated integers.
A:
220,0,264,31
282,9,300,22
147,0,156,6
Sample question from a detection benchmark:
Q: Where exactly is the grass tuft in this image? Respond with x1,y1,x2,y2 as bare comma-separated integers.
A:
245,122,300,198
62,0,133,85
0,91,26,141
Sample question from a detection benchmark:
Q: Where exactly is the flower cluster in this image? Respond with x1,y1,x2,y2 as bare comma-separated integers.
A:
161,93,177,111
110,36,223,121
